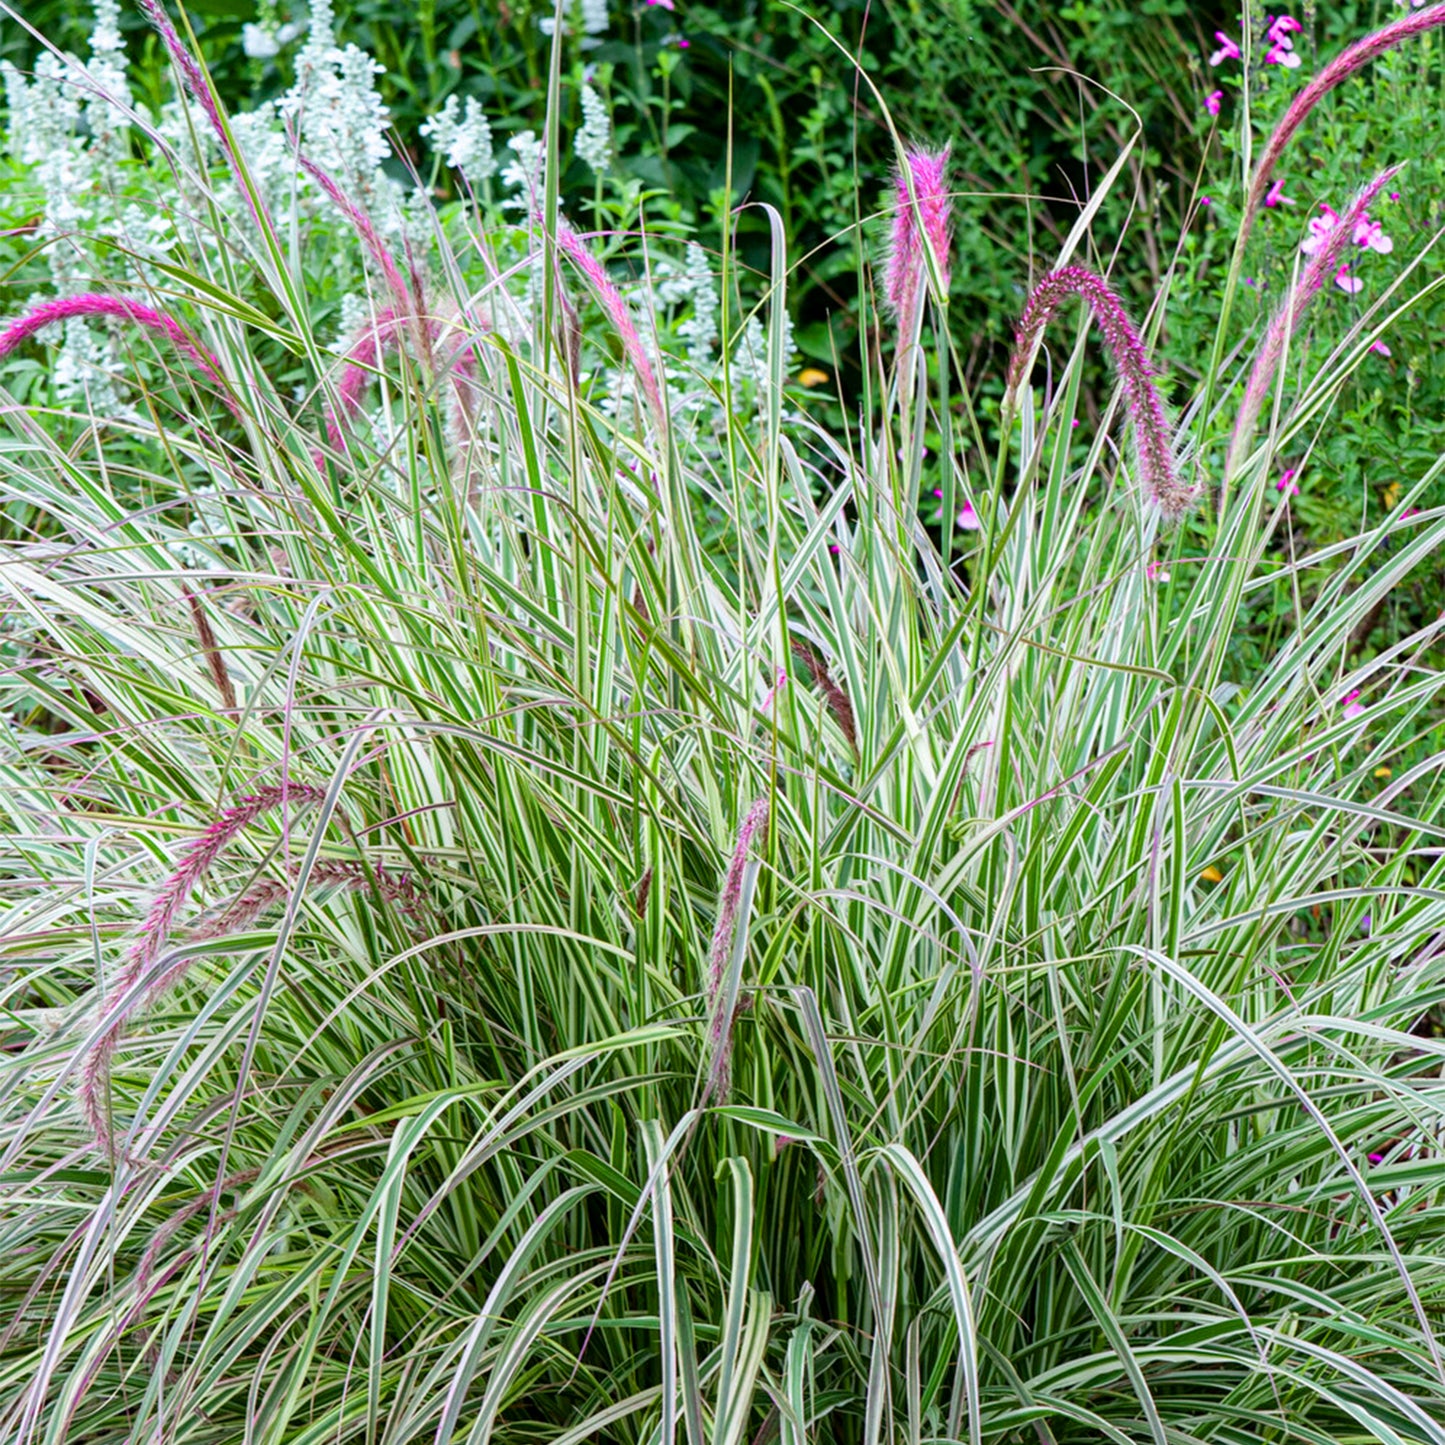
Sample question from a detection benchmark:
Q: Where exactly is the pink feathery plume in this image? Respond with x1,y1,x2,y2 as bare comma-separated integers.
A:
137,0,228,152
553,220,664,421
297,156,414,314
189,859,420,940
884,144,953,351
1244,5,1445,246
1228,166,1401,478
79,781,327,1158
705,796,770,1104
0,294,237,416
1007,266,1194,520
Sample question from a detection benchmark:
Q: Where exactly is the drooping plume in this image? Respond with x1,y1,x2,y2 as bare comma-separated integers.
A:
704,796,770,1103
883,144,953,351
553,218,663,421
1228,166,1401,478
1007,266,1193,519
79,781,327,1158
0,295,236,416
1244,5,1445,247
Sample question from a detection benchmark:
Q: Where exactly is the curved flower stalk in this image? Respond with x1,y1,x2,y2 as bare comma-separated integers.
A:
793,641,858,757
1243,5,1445,245
1228,166,1402,479
79,781,327,1158
297,155,415,316
0,294,237,417
1006,267,1194,520
883,144,953,353
553,219,664,421
138,0,227,153
705,796,770,1104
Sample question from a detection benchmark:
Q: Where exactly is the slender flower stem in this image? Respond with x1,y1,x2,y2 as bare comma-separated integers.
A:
0,295,236,416
137,0,228,153
1227,166,1401,480
297,157,414,315
1007,267,1193,519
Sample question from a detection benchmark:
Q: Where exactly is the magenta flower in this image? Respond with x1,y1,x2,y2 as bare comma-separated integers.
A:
646,0,675,7
1269,14,1303,44
1205,89,1224,115
956,501,981,531
1342,688,1365,719
883,144,953,353
1276,468,1300,496
1353,215,1394,253
1264,179,1294,208
1300,203,1340,254
1335,263,1364,294
1210,31,1242,64
1371,340,1393,356
1007,266,1193,518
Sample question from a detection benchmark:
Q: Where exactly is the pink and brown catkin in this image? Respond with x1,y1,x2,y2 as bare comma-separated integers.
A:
1008,267,1192,519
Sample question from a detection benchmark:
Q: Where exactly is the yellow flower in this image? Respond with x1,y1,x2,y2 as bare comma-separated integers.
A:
1200,865,1224,883
796,368,830,389
1383,481,1401,509
1374,766,1392,779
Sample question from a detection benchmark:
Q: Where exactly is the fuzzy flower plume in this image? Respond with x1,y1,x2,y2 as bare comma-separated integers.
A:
1007,267,1192,519
705,796,770,1103
1244,4,1445,243
0,294,236,415
79,781,327,1158
1228,166,1401,478
298,155,413,313
554,219,663,420
793,641,857,756
884,144,953,351
138,0,228,151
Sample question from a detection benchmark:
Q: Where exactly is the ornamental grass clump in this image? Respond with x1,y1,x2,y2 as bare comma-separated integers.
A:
1006,266,1193,518
4,4,1445,1443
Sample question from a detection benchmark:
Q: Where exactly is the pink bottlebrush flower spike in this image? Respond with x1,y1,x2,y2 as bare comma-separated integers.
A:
1006,267,1193,519
1227,166,1401,478
553,219,663,421
138,0,228,153
704,796,770,1103
79,781,327,1158
884,144,953,352
1243,4,1445,244
0,294,237,416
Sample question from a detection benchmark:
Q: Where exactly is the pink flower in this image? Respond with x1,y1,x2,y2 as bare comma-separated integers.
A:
1353,215,1394,252
1276,468,1300,496
1268,14,1303,44
1146,560,1171,582
1371,340,1392,356
1341,688,1365,719
1335,262,1364,293
1210,31,1242,64
1205,89,1224,115
1266,42,1303,67
646,0,675,7
663,33,689,47
1300,203,1340,254
1264,179,1294,207
956,501,981,531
